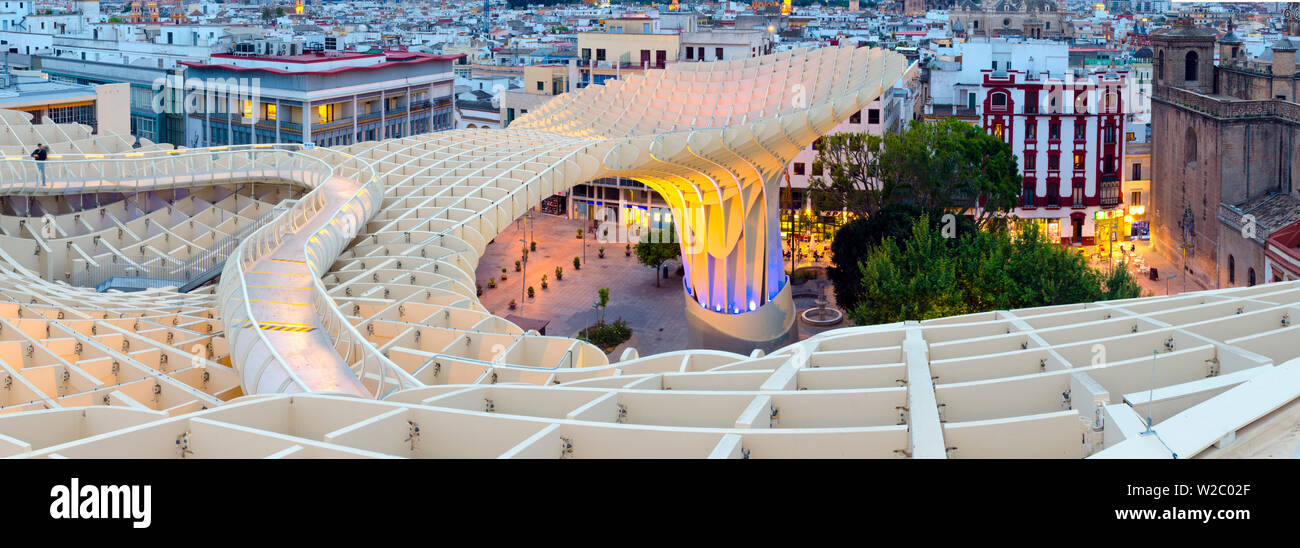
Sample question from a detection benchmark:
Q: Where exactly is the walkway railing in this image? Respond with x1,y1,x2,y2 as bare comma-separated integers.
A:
299,150,420,398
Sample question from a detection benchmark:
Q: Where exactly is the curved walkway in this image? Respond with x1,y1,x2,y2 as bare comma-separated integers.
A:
238,175,370,397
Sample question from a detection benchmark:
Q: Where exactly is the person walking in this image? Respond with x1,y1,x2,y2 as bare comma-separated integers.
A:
31,143,49,185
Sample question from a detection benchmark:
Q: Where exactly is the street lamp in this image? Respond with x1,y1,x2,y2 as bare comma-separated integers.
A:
519,237,527,313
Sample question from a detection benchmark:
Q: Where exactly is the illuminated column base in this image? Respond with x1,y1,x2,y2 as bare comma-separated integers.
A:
684,280,798,355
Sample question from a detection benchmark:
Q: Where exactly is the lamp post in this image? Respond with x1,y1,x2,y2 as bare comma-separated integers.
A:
519,237,527,314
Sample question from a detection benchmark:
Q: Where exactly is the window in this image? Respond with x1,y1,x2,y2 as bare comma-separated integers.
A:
1025,122,1036,140
993,122,1004,140
1046,181,1060,206
991,92,1006,107
685,47,693,60
812,163,823,176
1074,123,1086,140
1048,155,1060,170
1104,126,1116,144
1130,190,1142,205
1049,122,1060,140
1022,181,1036,207
582,48,591,60
1185,51,1199,81
1024,91,1038,113
850,110,861,123
1073,153,1084,170
1072,181,1085,203
537,81,544,91
868,109,880,124
1126,131,1135,142
793,162,805,176
1248,267,1256,287
1131,163,1141,181
596,49,606,61
715,47,724,60
317,104,335,123
1185,127,1198,167
812,138,823,150
1024,154,1036,171
1229,256,1236,284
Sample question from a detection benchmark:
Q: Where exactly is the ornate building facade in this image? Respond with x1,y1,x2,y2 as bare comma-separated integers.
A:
950,0,1073,40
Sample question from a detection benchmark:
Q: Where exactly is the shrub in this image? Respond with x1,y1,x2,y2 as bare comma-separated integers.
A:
573,256,581,270
578,319,632,351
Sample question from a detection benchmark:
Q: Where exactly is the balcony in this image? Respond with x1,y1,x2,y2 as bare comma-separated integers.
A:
1100,179,1121,208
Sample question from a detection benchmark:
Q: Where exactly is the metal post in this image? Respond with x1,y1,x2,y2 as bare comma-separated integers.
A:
1143,349,1157,434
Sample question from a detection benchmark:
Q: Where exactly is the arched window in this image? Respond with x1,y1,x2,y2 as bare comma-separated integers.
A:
1248,268,1257,287
1228,255,1235,284
1185,127,1197,168
991,92,1007,107
1185,50,1199,81
1158,50,1165,81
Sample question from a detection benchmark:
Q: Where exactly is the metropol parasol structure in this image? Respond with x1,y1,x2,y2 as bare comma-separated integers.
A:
0,46,1296,458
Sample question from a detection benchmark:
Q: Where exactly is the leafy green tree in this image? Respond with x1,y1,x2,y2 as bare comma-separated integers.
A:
808,132,888,218
596,287,610,325
810,119,1021,228
848,217,1144,325
828,203,975,313
634,222,678,286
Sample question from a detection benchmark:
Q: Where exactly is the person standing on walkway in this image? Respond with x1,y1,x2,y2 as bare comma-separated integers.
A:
31,143,49,185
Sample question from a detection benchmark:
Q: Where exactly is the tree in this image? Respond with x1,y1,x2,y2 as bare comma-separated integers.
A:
275,7,285,18
807,132,888,218
848,216,1144,325
596,287,610,325
810,119,1021,228
827,203,975,313
261,7,272,20
634,221,679,286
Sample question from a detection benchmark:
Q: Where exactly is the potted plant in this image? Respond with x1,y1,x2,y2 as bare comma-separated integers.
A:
500,267,508,280
598,247,605,258
508,299,517,310
527,286,535,299
515,260,522,272
576,228,583,239
625,243,632,257
573,256,581,270
555,266,563,280
541,274,548,289
530,241,537,252
488,277,496,289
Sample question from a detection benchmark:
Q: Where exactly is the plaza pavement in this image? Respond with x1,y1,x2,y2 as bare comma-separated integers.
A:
475,211,852,359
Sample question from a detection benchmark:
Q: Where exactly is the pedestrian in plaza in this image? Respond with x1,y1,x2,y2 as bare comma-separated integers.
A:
31,143,49,185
